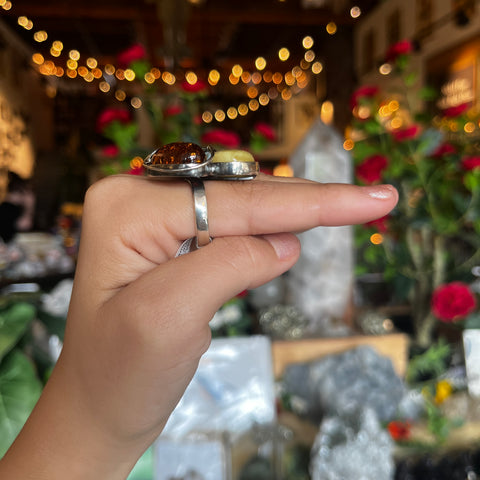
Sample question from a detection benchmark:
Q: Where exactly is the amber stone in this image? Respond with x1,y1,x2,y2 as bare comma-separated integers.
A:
149,142,205,165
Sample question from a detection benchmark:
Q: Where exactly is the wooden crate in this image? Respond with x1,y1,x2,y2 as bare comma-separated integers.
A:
272,333,410,379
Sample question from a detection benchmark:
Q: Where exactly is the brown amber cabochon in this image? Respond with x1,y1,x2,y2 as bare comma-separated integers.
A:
149,142,206,165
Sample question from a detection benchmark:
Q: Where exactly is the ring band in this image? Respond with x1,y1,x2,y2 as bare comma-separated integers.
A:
189,178,211,249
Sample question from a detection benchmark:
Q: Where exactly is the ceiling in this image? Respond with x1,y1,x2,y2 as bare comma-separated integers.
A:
1,0,380,73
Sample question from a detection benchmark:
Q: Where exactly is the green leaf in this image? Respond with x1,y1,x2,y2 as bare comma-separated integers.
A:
0,303,36,361
0,350,42,457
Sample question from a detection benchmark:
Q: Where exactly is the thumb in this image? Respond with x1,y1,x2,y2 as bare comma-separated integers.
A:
126,232,301,324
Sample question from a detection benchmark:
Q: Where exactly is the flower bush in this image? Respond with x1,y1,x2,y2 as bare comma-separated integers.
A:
350,40,480,346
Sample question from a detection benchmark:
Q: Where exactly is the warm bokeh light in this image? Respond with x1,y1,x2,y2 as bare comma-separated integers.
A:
66,69,77,79
251,72,262,84
208,69,220,85
131,97,142,109
464,122,475,133
379,63,392,75
202,111,213,123
185,71,197,84
69,50,80,61
343,139,354,151
281,89,292,101
115,90,126,101
52,40,63,51
50,47,61,57
144,72,155,84
285,72,295,86
214,109,226,122
259,93,270,105
130,157,143,169
247,86,258,98
350,6,362,18
370,233,384,245
33,31,48,42
227,107,238,119
278,47,290,61
248,99,259,111
255,57,266,70
304,50,315,62
124,69,135,81
232,64,243,77
32,53,44,65
273,163,294,177
18,16,29,27
321,100,334,124
238,104,248,116
302,35,314,49
272,72,283,84
99,81,110,92
66,59,78,70
326,22,337,35
312,61,323,74
241,71,251,84
78,66,88,77
86,57,98,69
263,71,273,83
229,73,240,85
105,64,115,75
268,87,278,99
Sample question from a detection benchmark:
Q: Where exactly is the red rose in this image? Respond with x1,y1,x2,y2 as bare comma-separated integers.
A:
350,85,379,109
366,215,389,233
96,108,132,133
431,142,456,158
254,122,276,142
392,125,420,142
385,40,413,62
164,104,184,117
387,421,411,441
201,129,241,148
118,43,146,68
442,103,469,118
431,282,476,322
101,144,120,157
462,156,480,171
356,154,388,184
180,79,208,93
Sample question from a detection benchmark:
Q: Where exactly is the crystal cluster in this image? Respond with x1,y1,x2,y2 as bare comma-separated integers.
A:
310,408,395,480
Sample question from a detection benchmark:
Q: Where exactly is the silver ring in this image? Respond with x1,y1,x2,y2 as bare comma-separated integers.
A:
189,178,211,249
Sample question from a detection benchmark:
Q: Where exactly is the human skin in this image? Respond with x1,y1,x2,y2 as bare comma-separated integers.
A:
0,174,398,479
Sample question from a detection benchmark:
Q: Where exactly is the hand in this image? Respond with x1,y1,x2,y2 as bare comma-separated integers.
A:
0,174,398,479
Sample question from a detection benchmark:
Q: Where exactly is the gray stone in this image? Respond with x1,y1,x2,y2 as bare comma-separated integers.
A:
282,345,405,422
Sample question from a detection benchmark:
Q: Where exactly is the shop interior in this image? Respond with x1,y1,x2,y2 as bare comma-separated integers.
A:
1,0,480,478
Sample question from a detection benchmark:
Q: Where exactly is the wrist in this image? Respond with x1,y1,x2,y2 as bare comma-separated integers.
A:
0,360,150,480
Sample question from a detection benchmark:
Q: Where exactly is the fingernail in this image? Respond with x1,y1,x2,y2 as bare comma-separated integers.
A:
363,184,398,200
262,233,300,261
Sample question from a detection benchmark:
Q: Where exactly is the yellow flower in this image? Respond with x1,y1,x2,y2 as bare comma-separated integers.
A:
434,380,453,404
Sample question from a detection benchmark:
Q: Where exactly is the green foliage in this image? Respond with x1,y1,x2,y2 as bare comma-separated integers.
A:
406,339,451,385
0,298,67,457
0,350,42,457
0,302,36,361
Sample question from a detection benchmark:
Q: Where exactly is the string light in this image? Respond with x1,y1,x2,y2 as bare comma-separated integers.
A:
8,0,343,122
